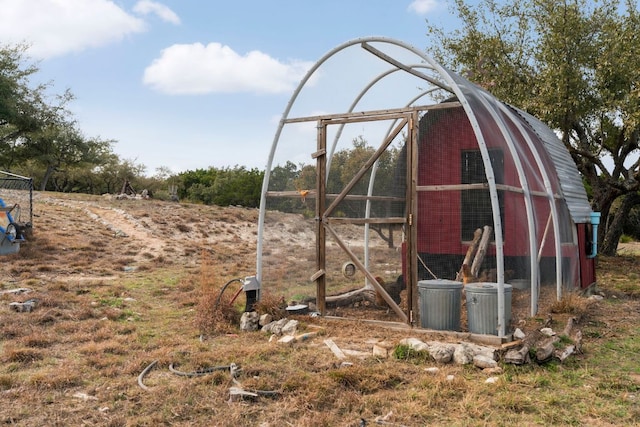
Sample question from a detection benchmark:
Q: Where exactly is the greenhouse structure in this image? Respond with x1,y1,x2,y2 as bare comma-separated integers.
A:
255,37,597,338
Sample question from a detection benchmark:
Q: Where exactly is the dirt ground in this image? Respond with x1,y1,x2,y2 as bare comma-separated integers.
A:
1,190,639,426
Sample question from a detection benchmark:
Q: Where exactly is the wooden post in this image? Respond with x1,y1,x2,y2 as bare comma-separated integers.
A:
456,228,482,281
471,225,492,278
407,111,419,325
316,120,327,315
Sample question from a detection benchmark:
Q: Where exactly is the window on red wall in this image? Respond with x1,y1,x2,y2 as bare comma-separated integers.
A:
461,148,504,241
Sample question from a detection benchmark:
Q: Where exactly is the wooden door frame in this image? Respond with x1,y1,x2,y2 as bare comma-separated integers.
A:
312,108,419,325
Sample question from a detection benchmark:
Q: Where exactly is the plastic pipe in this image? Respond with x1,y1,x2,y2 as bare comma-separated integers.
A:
588,212,601,258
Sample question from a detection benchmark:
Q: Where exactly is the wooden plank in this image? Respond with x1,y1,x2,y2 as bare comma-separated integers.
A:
407,110,419,325
417,183,489,192
417,183,557,198
282,102,461,125
324,217,405,225
324,339,346,360
311,149,326,159
309,269,325,282
265,191,404,203
322,316,508,346
325,194,405,202
316,121,327,315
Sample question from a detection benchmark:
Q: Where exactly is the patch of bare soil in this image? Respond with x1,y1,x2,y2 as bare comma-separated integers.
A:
17,191,260,279
617,241,640,256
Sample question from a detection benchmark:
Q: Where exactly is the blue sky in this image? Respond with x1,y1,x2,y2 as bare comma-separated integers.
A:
0,0,466,176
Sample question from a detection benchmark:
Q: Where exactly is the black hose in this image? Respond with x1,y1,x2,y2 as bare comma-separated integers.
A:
169,361,280,398
169,363,232,377
138,360,158,391
214,278,244,308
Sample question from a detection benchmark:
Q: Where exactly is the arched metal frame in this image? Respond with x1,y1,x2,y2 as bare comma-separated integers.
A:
257,36,567,337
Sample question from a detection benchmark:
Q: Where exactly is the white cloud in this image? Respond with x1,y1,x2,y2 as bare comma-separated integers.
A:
142,42,313,95
133,0,181,25
0,0,146,59
407,0,440,15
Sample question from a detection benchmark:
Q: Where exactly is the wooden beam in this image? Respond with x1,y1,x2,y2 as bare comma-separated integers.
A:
309,269,325,282
324,217,405,225
282,102,461,125
407,110,419,325
316,121,327,315
417,183,559,199
322,316,509,346
311,149,326,159
265,191,404,203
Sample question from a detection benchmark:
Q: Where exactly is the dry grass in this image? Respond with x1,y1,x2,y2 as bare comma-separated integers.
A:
0,191,639,426
252,292,288,320
193,251,242,335
549,290,591,315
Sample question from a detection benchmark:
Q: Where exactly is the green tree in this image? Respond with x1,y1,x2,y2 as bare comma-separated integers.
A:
176,166,264,208
267,161,299,212
178,168,217,200
0,43,124,192
24,122,114,191
93,156,146,195
0,45,77,169
0,44,45,152
426,0,640,255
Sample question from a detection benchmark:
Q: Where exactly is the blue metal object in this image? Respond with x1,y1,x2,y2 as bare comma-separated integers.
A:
0,197,25,255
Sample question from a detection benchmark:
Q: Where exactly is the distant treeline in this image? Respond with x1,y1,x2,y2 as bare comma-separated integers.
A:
176,166,264,208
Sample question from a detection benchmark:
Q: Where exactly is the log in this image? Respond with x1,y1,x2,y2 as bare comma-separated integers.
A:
554,329,582,362
456,228,482,281
536,317,575,362
504,344,530,365
536,337,558,362
553,344,575,362
302,288,377,308
471,225,492,278
325,288,376,307
501,340,523,350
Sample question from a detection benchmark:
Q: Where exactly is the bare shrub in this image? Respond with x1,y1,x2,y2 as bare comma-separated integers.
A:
20,332,53,348
0,374,16,391
194,252,241,335
253,292,287,319
176,223,192,233
2,346,43,364
550,291,590,315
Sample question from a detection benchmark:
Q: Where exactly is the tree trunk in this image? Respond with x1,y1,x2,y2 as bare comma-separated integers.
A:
40,164,56,191
370,224,395,248
589,180,621,246
601,193,640,256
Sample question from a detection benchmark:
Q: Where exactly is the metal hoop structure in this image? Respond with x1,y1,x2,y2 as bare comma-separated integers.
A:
256,37,593,337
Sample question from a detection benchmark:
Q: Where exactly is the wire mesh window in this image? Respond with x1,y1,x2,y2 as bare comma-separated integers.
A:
460,149,504,241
